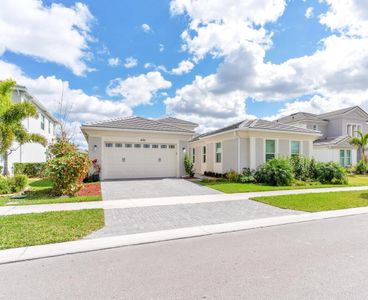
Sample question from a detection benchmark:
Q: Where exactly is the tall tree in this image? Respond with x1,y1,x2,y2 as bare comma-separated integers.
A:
0,79,47,175
349,130,368,163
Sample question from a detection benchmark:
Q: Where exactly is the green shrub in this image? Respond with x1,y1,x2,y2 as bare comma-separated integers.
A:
184,154,195,177
46,152,91,196
0,176,10,194
0,165,3,174
315,162,348,184
354,160,368,174
289,156,318,181
48,137,77,158
239,168,256,183
254,157,294,186
225,170,239,182
13,162,47,177
7,174,28,193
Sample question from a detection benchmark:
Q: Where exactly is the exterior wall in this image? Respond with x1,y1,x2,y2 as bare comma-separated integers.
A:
179,141,189,177
206,143,214,172
239,138,250,171
302,141,311,157
279,139,289,156
313,147,357,166
255,138,264,167
222,138,238,173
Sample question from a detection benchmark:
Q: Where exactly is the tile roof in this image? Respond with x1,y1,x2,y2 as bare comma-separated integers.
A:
313,136,351,146
192,119,320,141
158,117,198,126
82,116,194,133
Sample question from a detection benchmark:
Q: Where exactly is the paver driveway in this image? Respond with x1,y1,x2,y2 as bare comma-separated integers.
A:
101,178,220,200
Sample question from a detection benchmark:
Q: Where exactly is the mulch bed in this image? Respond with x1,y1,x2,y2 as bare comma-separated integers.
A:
76,182,101,197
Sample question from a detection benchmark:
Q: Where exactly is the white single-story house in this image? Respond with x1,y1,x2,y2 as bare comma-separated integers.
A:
0,84,58,173
81,117,198,180
81,117,321,180
189,119,321,175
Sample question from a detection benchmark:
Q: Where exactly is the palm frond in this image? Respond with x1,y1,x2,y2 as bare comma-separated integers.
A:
1,102,38,124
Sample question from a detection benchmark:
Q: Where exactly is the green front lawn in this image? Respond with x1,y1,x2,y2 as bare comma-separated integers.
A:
252,191,368,212
0,209,104,250
200,175,368,194
0,178,102,206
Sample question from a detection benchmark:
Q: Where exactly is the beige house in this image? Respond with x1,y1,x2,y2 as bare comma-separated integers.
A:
189,119,321,175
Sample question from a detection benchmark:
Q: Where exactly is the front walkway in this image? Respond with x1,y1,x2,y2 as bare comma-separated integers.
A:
101,178,220,200
1,185,368,216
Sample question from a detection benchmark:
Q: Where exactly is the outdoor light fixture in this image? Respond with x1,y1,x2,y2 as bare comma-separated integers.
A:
94,145,97,151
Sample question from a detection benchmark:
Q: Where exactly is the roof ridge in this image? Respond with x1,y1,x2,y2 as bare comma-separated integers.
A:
147,118,193,133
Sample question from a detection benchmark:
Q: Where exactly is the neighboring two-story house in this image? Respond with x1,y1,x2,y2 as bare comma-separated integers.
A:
277,106,368,167
0,84,58,173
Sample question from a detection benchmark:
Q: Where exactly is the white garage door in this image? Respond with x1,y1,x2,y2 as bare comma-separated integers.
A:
103,142,177,179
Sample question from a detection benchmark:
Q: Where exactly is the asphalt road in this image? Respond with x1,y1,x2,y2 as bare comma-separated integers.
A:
1,214,368,299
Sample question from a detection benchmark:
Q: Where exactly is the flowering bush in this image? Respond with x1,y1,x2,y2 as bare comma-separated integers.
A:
48,138,77,158
46,152,91,196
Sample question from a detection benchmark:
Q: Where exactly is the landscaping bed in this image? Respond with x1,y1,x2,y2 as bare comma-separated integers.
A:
0,178,102,206
252,190,368,212
0,209,104,250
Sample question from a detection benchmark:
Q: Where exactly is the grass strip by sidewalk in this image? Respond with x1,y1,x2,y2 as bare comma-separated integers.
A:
252,190,368,212
0,209,104,250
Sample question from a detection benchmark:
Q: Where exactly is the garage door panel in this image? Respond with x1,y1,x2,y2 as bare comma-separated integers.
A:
103,144,177,179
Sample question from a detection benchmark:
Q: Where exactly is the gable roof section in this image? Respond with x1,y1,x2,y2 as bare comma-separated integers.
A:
82,116,194,133
313,136,353,148
158,117,198,127
277,112,327,124
192,119,320,141
317,106,368,120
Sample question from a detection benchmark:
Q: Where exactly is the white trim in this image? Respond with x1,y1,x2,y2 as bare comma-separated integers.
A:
237,137,241,173
250,137,256,169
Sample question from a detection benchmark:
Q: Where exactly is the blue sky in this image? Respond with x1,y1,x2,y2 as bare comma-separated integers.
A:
1,0,368,145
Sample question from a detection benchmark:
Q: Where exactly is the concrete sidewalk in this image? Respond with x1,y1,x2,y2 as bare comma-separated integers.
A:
1,186,368,216
1,206,368,264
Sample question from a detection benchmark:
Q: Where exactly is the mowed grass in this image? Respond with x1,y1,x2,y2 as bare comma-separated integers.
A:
200,175,368,194
0,209,104,250
252,191,368,212
0,178,102,206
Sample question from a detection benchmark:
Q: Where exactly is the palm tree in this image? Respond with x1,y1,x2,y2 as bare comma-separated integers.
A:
349,130,368,163
0,79,47,175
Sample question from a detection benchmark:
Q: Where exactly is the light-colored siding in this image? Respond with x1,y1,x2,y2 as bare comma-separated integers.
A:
223,138,238,173
240,138,250,170
179,141,189,177
302,140,310,156
206,143,214,172
255,138,264,167
279,139,289,157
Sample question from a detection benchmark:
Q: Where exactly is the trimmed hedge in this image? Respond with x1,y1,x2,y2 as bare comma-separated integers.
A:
13,162,47,178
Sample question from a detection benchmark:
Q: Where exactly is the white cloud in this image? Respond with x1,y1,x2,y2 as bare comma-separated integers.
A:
159,44,165,52
108,57,121,66
141,23,152,33
0,60,132,147
0,0,94,76
305,7,314,19
106,72,172,107
124,57,138,68
171,60,195,75
320,0,368,37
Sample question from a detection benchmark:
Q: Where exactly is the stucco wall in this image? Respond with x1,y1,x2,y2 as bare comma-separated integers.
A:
279,139,289,157
240,138,250,170
206,142,214,172
223,138,238,173
255,138,264,167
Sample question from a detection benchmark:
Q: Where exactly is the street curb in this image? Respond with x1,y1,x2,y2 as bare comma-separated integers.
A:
1,206,368,264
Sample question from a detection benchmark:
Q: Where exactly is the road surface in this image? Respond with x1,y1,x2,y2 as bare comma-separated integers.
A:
1,214,368,299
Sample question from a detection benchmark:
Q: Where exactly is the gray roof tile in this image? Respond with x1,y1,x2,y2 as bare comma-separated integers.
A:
83,116,193,133
158,117,198,126
313,136,351,146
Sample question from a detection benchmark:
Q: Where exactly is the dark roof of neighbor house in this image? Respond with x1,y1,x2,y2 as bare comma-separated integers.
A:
82,116,194,133
192,119,320,141
277,112,326,123
158,117,198,126
317,106,368,119
313,136,351,147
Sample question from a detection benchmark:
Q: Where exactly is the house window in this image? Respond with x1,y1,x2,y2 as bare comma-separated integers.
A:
203,146,206,163
215,142,222,163
41,115,45,130
192,148,195,163
312,124,318,131
115,143,122,148
169,145,176,149
105,143,113,148
152,144,159,149
291,141,300,157
161,144,167,149
125,144,132,148
143,144,150,149
134,144,141,148
48,120,51,134
347,124,352,136
265,140,276,161
340,150,352,167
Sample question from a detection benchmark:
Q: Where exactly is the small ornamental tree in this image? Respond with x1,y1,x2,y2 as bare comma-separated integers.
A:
184,153,195,177
46,152,91,196
48,137,77,158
